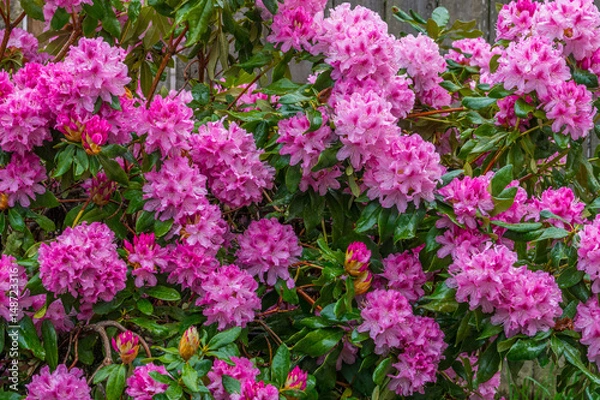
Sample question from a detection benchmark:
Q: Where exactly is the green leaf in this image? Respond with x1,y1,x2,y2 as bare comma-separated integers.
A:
462,96,497,110
271,344,290,386
394,208,426,241
51,7,70,30
21,0,44,20
261,0,278,14
191,84,210,106
293,328,344,357
514,98,535,119
490,221,542,232
106,364,126,400
31,213,56,232
129,318,169,337
476,340,500,385
490,165,513,196
263,78,301,95
533,227,569,242
372,357,392,385
355,202,381,233
573,68,599,89
487,85,513,99
311,147,339,172
285,165,302,193
222,375,241,394
137,298,154,315
101,4,121,37
557,266,585,289
185,0,214,45
506,339,547,361
98,155,129,186
208,327,242,350
431,6,449,27
93,364,119,384
182,363,199,392
552,337,600,385
7,208,25,232
52,145,75,178
19,316,45,360
145,285,181,301
41,320,58,370
421,283,458,313
30,191,60,209
238,52,272,71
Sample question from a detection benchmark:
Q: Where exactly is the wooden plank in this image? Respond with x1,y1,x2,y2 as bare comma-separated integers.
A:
386,0,438,37
439,0,490,40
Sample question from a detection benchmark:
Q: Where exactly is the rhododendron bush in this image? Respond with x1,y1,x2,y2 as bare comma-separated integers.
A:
3,0,600,398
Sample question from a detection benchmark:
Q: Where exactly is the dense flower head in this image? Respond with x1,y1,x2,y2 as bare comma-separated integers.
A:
176,200,228,256
381,248,426,302
12,62,44,90
357,289,414,355
123,233,170,288
267,0,326,52
333,89,398,169
543,80,595,140
493,35,570,98
388,316,447,396
0,153,46,208
450,245,562,336
143,156,208,222
574,296,600,367
0,28,45,63
98,93,140,144
344,241,371,276
534,0,600,61
436,221,489,259
490,267,562,337
314,4,401,83
438,174,494,229
277,111,334,171
231,379,280,400
164,242,218,294
397,34,451,108
63,37,130,108
26,365,91,400
112,330,139,364
446,38,502,83
0,87,51,154
126,363,169,400
299,167,342,195
363,134,444,213
197,264,261,330
577,214,600,293
43,0,93,21
0,70,13,99
529,186,585,229
190,120,275,208
141,91,194,158
207,357,261,400
236,218,302,288
496,0,538,40
38,222,127,314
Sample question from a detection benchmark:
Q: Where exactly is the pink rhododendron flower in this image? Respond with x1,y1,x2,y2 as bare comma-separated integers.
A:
493,35,570,98
534,0,600,61
26,365,91,400
496,0,538,40
446,38,502,83
81,115,110,155
176,200,228,256
0,153,46,208
285,366,308,390
435,221,489,259
123,233,170,287
165,242,218,294
299,167,342,195
126,363,170,400
267,0,326,53
438,174,494,229
236,218,302,288
543,80,595,140
207,357,260,400
230,379,280,400
577,215,600,293
190,120,275,208
81,172,117,206
0,254,35,322
529,187,585,229
143,156,208,222
344,241,371,276
98,93,141,144
38,222,127,315
363,134,444,213
197,264,261,330
141,90,193,158
397,34,451,108
381,248,426,302
574,296,600,368
0,28,45,63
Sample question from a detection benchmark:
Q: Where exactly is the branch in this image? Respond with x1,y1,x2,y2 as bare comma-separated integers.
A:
406,107,466,119
90,320,152,358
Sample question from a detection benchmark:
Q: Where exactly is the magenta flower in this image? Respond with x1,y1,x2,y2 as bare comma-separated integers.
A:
236,218,302,288
381,248,426,302
574,296,600,368
26,365,91,400
577,215,600,293
496,0,537,40
344,242,371,277
165,242,218,294
112,331,140,364
0,28,45,63
197,264,261,330
299,167,342,195
124,233,170,288
529,187,585,229
438,174,494,229
0,153,46,208
543,81,595,140
230,379,280,400
285,366,308,391
176,200,228,256
81,115,110,155
267,0,326,53
207,357,260,400
126,363,170,400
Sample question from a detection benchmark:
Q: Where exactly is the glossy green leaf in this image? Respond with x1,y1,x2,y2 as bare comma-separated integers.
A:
41,320,58,370
271,344,290,386
476,340,500,384
106,364,126,400
372,357,392,385
145,285,181,301
98,155,129,186
182,362,199,392
208,327,242,350
293,328,344,357
514,98,535,119
355,202,381,233
506,339,547,361
462,96,497,110
18,316,45,360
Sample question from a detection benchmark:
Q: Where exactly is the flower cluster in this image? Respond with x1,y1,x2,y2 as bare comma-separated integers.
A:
380,248,426,302
496,0,537,40
577,215,600,293
438,174,494,229
26,365,91,400
38,222,127,318
574,296,600,368
126,363,170,400
191,120,275,208
529,186,585,229
236,218,302,288
542,81,596,140
123,233,170,287
448,245,562,336
207,357,261,400
0,153,46,208
267,0,326,52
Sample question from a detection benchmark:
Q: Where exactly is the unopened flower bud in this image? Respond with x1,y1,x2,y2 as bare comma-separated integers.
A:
284,366,308,391
353,271,373,295
81,116,109,155
111,331,139,365
344,242,371,276
0,192,9,210
179,326,200,361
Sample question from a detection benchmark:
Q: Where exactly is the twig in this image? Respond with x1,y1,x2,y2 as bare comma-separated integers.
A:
54,15,83,62
0,0,12,62
68,333,80,370
406,107,466,119
10,11,25,28
90,320,152,358
257,320,282,346
296,288,322,311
